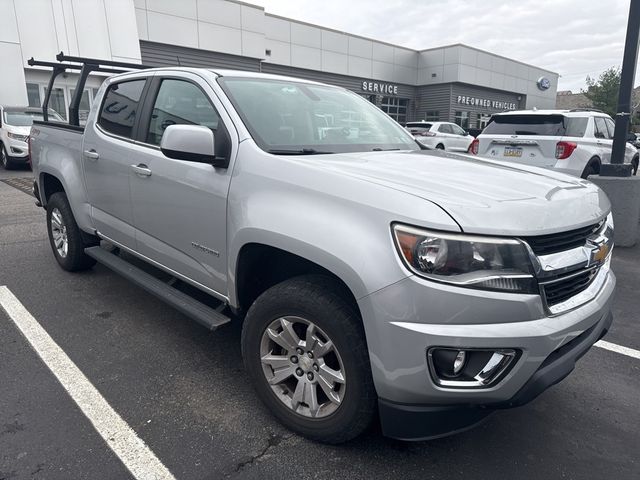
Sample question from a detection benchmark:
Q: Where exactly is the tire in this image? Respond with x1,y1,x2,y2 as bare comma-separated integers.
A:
435,143,445,150
632,157,639,176
241,275,376,444
581,160,599,179
46,192,98,271
0,144,14,170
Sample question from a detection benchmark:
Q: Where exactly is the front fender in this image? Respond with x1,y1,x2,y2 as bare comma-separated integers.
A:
225,142,461,309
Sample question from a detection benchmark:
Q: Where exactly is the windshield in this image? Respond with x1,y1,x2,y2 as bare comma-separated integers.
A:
482,114,588,137
218,77,418,154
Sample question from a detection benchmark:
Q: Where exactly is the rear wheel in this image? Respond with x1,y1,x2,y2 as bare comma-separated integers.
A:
46,192,98,271
581,159,599,179
241,275,376,443
632,157,638,176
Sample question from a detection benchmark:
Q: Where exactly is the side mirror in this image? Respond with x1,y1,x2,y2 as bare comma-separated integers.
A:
464,131,469,136
161,124,228,168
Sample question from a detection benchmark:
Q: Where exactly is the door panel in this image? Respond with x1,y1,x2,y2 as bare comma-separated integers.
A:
130,75,233,296
82,78,147,247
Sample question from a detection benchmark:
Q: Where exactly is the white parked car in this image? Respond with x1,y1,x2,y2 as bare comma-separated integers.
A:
469,109,639,178
405,121,474,152
0,106,63,169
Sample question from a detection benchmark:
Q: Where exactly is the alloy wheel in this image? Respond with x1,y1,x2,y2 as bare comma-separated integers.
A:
260,316,346,418
50,208,69,258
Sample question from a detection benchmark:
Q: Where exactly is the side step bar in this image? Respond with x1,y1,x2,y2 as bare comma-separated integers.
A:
85,246,231,331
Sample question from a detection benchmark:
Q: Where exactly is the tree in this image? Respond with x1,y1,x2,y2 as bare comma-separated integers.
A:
582,67,621,118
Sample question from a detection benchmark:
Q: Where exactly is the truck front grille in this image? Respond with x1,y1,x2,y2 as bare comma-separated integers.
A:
541,267,599,307
522,222,603,255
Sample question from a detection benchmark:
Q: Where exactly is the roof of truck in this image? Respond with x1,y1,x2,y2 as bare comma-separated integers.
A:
112,66,329,87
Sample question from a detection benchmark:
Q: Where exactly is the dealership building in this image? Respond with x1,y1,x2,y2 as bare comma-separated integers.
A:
0,0,558,128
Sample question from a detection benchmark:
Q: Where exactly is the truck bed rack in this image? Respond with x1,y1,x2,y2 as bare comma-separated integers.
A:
28,52,154,126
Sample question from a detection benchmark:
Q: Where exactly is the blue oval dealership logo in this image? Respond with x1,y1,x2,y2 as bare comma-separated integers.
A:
537,77,551,91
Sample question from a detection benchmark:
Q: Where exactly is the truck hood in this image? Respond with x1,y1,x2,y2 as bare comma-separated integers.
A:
308,150,610,236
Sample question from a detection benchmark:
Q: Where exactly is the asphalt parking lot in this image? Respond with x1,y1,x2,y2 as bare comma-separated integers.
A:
1,168,639,480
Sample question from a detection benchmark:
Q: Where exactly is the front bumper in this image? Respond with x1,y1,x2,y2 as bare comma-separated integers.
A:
6,139,29,159
378,310,612,440
358,265,615,440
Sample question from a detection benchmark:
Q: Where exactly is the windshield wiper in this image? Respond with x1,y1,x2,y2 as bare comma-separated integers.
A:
267,148,333,155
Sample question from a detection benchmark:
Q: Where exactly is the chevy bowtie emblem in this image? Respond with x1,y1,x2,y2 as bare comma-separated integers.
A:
593,244,610,263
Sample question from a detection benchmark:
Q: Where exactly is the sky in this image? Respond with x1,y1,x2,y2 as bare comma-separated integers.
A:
244,0,640,92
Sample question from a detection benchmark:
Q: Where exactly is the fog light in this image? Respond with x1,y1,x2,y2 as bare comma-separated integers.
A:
428,348,518,389
453,350,466,375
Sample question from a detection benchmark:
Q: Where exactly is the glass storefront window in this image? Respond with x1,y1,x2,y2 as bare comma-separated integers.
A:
381,96,408,124
425,110,439,121
454,111,469,129
26,83,41,108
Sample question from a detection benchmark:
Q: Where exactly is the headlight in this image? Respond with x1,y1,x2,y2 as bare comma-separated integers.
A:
606,212,614,231
8,132,29,142
392,224,537,293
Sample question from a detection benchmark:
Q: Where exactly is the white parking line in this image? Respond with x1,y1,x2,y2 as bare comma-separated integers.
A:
0,286,176,480
595,340,640,360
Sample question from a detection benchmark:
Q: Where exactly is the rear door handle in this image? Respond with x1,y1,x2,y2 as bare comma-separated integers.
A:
131,164,152,177
83,149,100,160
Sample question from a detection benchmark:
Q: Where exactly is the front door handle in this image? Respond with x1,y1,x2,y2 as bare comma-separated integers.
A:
83,149,100,160
131,164,152,177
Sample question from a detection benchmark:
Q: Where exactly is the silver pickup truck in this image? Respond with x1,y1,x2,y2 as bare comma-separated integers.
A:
30,59,615,443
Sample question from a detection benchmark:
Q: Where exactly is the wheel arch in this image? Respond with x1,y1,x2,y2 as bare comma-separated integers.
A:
581,156,601,178
40,172,66,205
232,240,364,319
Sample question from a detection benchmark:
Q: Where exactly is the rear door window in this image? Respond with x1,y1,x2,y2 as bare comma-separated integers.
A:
98,80,146,139
438,124,453,134
604,118,616,139
594,117,610,139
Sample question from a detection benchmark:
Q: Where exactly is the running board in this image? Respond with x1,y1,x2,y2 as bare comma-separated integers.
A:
85,246,231,331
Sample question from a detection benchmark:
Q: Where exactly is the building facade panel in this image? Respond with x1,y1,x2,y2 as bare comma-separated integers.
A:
1,0,560,127
321,29,348,54
196,0,242,29
140,40,260,70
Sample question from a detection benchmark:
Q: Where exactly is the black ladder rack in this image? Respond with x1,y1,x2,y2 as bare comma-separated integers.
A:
28,51,155,126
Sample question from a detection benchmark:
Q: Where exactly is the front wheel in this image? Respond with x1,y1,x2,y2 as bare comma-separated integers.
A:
0,144,14,170
435,143,445,150
241,275,376,443
46,192,97,271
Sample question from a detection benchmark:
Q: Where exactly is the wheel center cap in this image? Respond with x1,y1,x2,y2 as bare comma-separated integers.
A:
299,355,313,371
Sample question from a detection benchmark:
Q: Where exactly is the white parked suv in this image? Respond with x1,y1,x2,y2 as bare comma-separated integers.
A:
0,106,63,169
469,109,639,178
406,121,474,152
